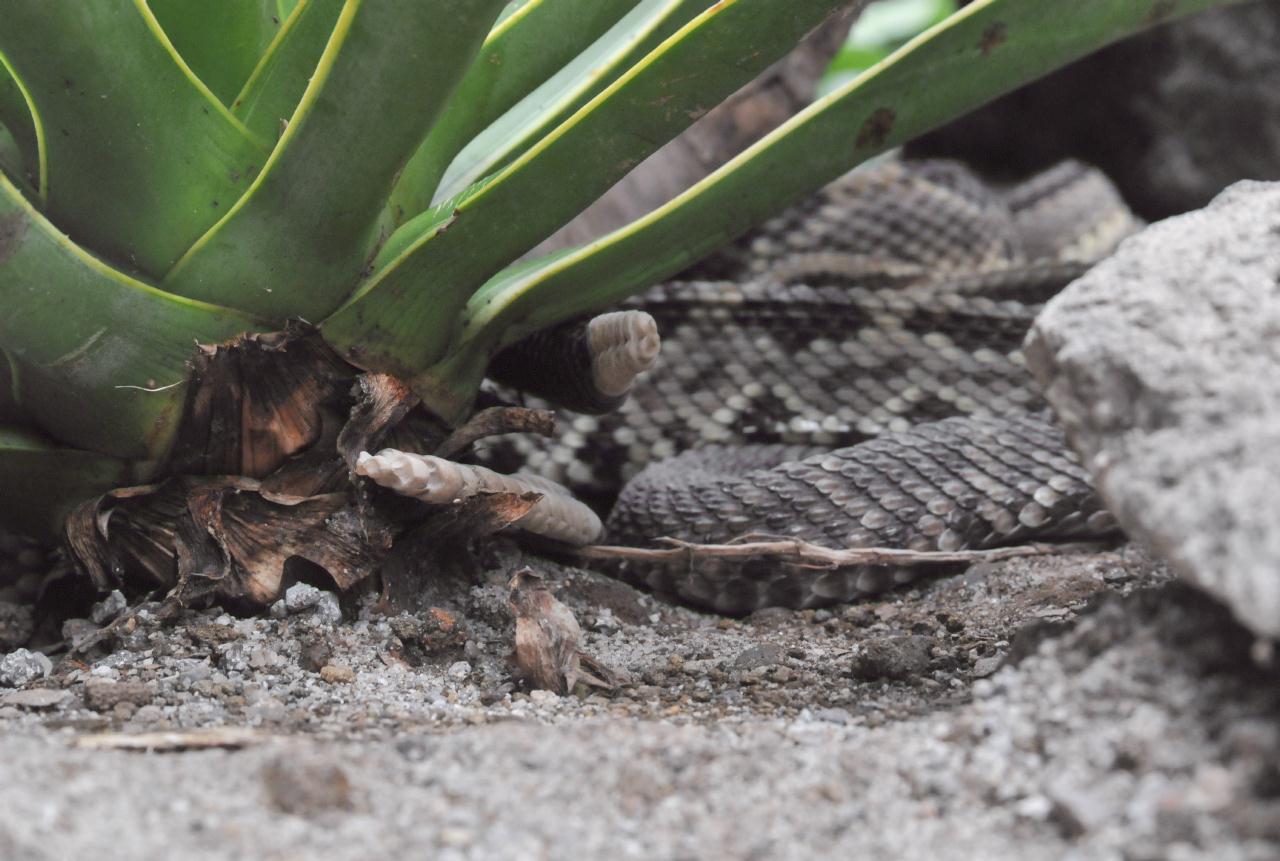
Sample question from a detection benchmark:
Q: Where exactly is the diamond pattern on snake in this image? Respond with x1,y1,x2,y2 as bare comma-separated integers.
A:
472,157,1141,614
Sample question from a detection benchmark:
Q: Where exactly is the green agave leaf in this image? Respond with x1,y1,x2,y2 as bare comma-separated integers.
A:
497,1,533,26
369,175,497,275
149,0,282,106
0,173,262,460
421,0,1248,418
433,0,708,205
232,0,347,141
0,60,38,191
0,348,25,425
820,0,957,93
163,0,508,323
0,124,26,193
0,426,134,541
0,2,267,278
321,0,850,385
386,0,641,227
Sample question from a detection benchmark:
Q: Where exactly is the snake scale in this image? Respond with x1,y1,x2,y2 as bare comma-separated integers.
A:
476,157,1142,614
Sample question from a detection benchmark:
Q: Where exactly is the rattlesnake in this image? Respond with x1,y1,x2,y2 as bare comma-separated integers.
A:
373,157,1142,613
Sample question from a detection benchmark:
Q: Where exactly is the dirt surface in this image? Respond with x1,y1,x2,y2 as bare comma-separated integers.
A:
1,539,1277,860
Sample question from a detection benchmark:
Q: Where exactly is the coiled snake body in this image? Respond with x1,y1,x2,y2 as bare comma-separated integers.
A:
481,158,1141,614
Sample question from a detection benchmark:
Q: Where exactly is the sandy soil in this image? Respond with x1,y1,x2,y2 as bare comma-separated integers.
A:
0,541,1277,860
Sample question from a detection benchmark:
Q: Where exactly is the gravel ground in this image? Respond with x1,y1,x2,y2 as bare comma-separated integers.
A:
0,539,1277,860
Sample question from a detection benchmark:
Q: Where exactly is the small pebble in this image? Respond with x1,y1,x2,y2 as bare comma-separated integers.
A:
310,594,343,626
972,656,1004,678
84,679,155,711
849,636,934,682
733,643,786,670
320,665,355,684
0,688,69,709
61,618,100,650
0,649,53,687
131,704,165,724
811,707,852,725
90,590,128,625
299,638,333,673
179,663,213,687
284,583,324,614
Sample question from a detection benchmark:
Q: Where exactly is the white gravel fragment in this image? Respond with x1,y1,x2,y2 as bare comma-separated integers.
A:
310,594,342,626
284,583,324,614
0,649,52,687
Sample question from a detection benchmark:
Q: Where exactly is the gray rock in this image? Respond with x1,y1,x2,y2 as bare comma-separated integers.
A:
61,618,99,650
848,636,934,681
0,689,68,709
732,642,788,670
248,648,283,670
809,707,853,725
283,583,323,614
178,663,213,687
283,584,341,625
1025,181,1280,638
131,705,165,725
733,643,786,670
0,649,52,687
84,678,156,711
972,656,1004,679
309,593,342,626
89,590,127,626
911,1,1280,218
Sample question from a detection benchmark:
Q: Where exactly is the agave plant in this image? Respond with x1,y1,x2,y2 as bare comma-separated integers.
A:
0,0,1240,607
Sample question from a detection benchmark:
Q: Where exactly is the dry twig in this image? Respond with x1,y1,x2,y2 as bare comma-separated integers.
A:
570,534,1107,569
74,727,268,752
434,406,556,460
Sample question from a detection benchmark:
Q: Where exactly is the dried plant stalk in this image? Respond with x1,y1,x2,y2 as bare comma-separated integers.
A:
571,535,1106,569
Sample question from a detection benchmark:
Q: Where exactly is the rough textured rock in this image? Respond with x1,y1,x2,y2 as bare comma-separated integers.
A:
0,650,51,687
1025,181,1280,638
848,635,935,681
83,678,156,711
910,0,1280,219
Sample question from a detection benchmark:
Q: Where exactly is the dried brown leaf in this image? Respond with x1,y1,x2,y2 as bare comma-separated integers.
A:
337,373,431,469
166,324,354,479
509,567,616,695
183,483,383,605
